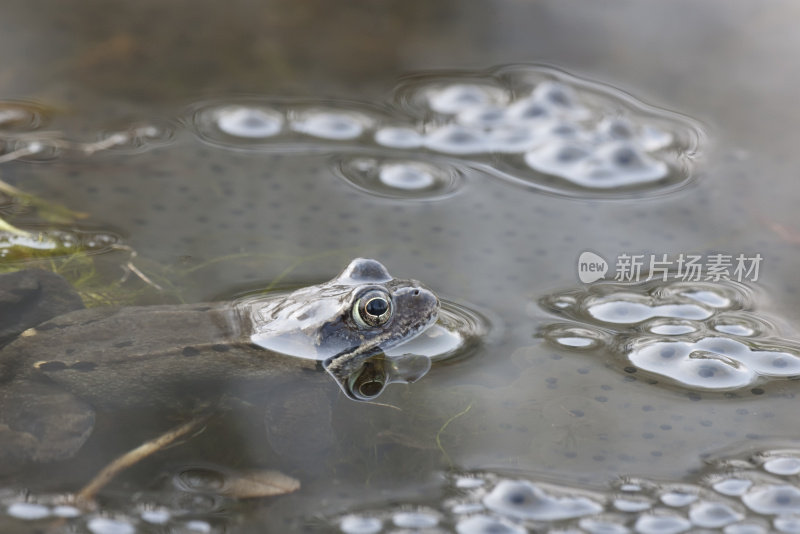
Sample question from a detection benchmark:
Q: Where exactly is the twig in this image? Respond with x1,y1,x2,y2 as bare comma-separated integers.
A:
76,415,207,503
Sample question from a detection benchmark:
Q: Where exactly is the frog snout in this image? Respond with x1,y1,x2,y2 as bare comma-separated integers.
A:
396,284,440,320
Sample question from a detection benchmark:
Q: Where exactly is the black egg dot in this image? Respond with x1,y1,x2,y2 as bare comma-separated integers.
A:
508,492,526,505
614,147,638,167
659,347,676,359
697,366,715,378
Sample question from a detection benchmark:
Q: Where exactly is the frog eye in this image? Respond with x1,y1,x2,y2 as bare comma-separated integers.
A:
348,359,387,400
353,290,393,328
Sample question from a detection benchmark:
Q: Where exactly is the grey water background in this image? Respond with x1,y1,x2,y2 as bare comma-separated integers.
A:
3,0,800,529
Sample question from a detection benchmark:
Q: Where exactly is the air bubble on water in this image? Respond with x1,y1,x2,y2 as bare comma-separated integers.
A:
335,157,461,200
741,484,800,515
557,337,595,348
6,502,51,520
52,505,82,518
763,457,800,476
374,126,424,148
588,300,711,324
713,478,753,496
688,501,744,528
378,162,437,190
290,110,370,140
540,324,608,351
682,291,731,308
87,516,137,534
339,514,383,534
648,323,697,335
392,510,439,528
140,506,172,524
774,515,800,534
215,106,283,138
723,523,768,534
613,497,652,512
483,480,603,521
450,502,485,514
184,520,214,533
425,124,489,154
633,512,692,534
455,514,527,534
578,517,631,534
426,84,508,114
659,489,699,507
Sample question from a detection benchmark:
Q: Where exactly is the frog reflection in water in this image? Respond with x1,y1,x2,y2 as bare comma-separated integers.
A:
0,258,439,467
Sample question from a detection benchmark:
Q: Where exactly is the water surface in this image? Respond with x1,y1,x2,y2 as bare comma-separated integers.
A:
1,1,800,532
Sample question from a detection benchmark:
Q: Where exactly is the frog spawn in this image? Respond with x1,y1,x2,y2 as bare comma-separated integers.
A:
184,65,700,198
8,448,800,533
327,447,800,533
0,68,699,198
539,280,800,393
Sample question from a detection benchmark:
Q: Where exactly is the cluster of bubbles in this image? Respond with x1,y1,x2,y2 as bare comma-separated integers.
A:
334,447,800,533
0,65,702,199
538,280,800,394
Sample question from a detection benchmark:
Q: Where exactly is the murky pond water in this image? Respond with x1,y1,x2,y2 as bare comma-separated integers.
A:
2,1,800,532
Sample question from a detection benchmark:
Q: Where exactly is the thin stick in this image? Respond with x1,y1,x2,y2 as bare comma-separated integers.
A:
76,415,206,503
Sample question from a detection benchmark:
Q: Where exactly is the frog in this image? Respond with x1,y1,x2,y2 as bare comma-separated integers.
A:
0,258,439,469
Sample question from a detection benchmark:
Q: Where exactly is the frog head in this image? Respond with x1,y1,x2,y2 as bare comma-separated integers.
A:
249,258,440,400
